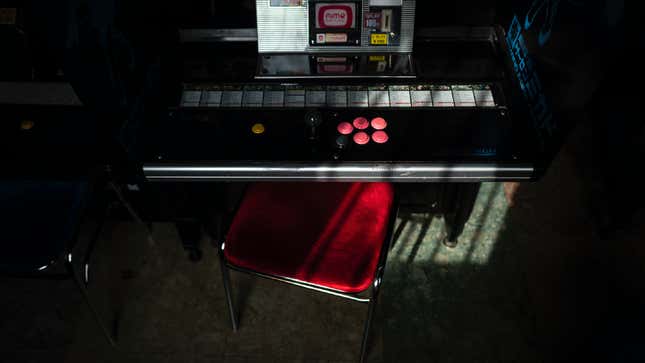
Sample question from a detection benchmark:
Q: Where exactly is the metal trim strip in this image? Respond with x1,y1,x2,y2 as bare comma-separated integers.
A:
143,163,534,182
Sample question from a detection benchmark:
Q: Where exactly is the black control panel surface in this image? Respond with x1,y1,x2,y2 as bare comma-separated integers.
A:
148,108,522,164
144,27,539,181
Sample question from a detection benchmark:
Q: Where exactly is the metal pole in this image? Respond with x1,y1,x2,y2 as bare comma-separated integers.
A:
218,243,239,332
66,261,117,347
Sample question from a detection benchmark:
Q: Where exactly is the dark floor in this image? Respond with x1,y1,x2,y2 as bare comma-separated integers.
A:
0,123,641,363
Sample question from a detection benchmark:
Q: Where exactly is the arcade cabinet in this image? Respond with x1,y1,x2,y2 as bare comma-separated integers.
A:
140,0,549,253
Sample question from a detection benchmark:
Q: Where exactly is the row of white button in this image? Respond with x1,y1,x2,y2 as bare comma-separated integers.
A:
181,89,496,108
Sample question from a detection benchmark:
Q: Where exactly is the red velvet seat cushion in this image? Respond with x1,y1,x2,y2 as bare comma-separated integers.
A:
224,182,395,293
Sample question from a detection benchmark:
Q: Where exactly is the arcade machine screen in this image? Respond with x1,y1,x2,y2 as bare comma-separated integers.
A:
310,2,361,46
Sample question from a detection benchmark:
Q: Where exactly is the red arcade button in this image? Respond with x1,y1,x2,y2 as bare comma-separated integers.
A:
371,117,387,130
372,130,389,144
337,122,354,135
353,132,370,145
353,117,369,130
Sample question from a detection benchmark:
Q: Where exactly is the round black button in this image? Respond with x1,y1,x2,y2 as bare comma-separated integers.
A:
336,135,350,149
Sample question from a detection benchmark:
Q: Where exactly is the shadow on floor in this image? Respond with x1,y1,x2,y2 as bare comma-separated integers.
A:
1,123,642,363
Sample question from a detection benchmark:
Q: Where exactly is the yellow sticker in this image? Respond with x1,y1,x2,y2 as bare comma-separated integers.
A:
251,123,265,135
369,55,386,62
370,33,388,45
20,120,34,131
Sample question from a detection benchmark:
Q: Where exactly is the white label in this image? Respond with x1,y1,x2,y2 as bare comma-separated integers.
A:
306,91,326,107
263,91,285,107
370,0,402,6
201,91,222,107
389,90,411,107
452,90,476,107
325,33,348,43
243,91,264,107
369,91,390,107
181,91,202,107
432,90,454,107
221,91,243,107
474,90,496,107
270,0,304,6
327,91,348,107
286,89,305,107
349,91,369,107
411,91,433,107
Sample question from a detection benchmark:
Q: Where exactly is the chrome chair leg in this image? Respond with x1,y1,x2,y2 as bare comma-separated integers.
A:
360,281,382,363
65,261,116,347
108,181,156,247
218,244,238,332
82,209,108,286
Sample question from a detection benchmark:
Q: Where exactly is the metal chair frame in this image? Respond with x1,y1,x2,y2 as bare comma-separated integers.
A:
216,191,399,363
0,179,115,346
0,176,149,348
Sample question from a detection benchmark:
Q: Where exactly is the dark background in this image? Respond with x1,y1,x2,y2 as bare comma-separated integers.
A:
1,1,636,362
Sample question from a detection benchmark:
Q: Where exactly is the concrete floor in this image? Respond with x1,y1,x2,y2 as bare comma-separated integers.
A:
0,124,641,362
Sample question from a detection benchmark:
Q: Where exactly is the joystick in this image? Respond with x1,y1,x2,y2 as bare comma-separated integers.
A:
304,111,323,140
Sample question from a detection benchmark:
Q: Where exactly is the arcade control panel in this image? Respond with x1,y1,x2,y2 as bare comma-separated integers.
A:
144,1,540,181
147,81,514,165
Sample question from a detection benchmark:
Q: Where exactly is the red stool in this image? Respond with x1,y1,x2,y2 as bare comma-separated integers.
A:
217,182,397,363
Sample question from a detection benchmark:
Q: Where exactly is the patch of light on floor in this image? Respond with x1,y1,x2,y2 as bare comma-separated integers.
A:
465,183,509,265
389,183,510,266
